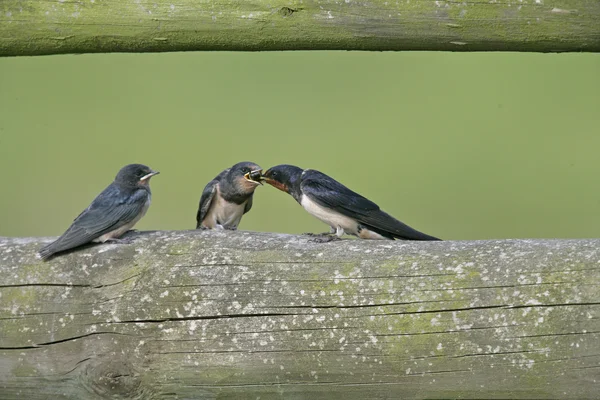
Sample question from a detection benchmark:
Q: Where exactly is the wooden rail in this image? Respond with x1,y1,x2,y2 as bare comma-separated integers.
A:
1,230,599,399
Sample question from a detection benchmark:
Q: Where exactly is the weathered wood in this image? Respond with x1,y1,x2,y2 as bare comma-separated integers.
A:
0,231,599,399
1,0,599,56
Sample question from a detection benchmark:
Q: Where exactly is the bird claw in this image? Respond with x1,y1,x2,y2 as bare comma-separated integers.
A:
309,236,340,243
305,234,341,243
224,226,238,231
105,237,134,245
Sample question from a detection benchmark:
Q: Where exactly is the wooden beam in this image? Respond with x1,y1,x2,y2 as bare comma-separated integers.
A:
1,231,599,398
1,0,599,56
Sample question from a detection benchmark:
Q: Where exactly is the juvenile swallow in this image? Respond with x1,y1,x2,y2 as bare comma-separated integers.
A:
196,161,263,230
260,164,440,241
39,164,159,260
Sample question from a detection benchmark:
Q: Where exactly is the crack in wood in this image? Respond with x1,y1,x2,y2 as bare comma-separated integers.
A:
374,304,508,317
1,311,93,321
419,282,577,291
0,283,90,288
374,325,511,337
92,274,141,288
108,312,302,325
542,354,600,364
0,332,131,350
161,274,456,287
171,260,350,267
263,300,448,310
508,302,600,309
450,350,539,359
508,331,600,339
0,275,140,290
370,302,600,317
155,348,342,355
53,357,92,377
406,368,473,375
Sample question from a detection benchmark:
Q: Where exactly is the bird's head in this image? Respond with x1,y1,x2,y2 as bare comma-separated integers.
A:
229,161,263,193
116,164,160,187
261,164,303,194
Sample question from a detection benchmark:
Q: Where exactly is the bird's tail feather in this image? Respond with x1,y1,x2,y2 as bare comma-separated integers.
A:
364,210,442,241
38,243,57,260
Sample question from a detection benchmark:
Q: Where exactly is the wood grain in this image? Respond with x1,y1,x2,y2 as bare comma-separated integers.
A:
1,0,599,56
1,230,599,399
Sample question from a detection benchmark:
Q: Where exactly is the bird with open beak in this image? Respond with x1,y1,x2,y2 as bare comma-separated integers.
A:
196,161,263,230
256,164,441,242
39,163,160,260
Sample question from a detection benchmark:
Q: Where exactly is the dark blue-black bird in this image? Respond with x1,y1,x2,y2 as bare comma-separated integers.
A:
39,164,159,260
259,164,440,241
196,161,263,230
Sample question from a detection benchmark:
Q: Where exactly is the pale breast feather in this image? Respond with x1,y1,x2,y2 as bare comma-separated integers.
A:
203,187,246,229
300,194,360,235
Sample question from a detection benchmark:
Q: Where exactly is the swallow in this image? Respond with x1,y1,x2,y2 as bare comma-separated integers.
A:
196,161,263,230
38,164,159,260
259,164,441,241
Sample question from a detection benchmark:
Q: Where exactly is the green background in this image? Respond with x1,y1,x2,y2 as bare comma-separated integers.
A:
0,52,598,240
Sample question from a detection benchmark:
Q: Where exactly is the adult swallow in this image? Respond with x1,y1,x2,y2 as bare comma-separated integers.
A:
260,164,440,241
196,161,263,230
38,164,159,260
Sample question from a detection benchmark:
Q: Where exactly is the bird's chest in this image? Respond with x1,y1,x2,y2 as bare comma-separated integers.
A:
137,194,151,220
206,194,246,228
300,195,359,233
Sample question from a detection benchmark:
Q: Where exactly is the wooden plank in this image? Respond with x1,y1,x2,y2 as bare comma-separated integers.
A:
1,0,599,56
0,231,599,399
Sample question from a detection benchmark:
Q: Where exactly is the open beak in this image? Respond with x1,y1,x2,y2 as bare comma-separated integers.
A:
244,169,264,185
140,170,160,182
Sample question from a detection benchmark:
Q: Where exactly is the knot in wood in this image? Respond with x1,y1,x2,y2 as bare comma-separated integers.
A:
278,7,298,17
82,358,142,399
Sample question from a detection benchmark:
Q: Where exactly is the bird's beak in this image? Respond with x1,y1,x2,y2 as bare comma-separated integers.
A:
260,171,287,192
140,170,160,182
260,171,275,185
244,169,264,185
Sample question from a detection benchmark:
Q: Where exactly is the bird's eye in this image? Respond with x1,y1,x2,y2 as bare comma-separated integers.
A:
272,171,278,178
242,167,250,173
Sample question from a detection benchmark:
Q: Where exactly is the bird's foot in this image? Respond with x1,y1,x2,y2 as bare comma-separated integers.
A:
303,233,341,243
224,226,238,231
303,232,335,237
105,237,135,245
120,229,139,238
310,235,341,243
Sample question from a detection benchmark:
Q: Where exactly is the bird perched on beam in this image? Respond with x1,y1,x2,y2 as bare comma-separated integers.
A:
255,164,440,242
196,161,263,230
39,163,159,260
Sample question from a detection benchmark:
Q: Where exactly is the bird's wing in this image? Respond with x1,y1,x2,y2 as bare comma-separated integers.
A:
243,194,253,215
300,170,380,217
196,179,219,228
42,186,149,255
196,169,231,228
300,170,439,240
